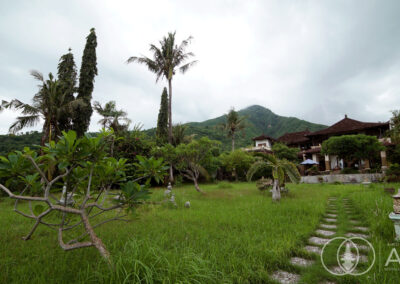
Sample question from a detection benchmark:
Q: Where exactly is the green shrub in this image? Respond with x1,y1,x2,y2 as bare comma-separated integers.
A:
385,163,400,182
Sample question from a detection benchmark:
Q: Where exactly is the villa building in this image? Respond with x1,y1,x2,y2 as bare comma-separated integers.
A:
247,134,275,153
250,115,391,173
277,115,390,172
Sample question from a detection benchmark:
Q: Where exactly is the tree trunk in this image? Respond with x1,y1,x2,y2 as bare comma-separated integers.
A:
81,212,110,261
193,178,205,194
272,179,281,202
231,135,235,151
110,136,115,157
169,165,174,183
168,79,174,183
168,79,173,144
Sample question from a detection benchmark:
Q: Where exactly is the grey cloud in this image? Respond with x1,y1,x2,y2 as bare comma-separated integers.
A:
1,0,399,134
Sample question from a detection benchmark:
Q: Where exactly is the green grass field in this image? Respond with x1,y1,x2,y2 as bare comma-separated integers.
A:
1,182,400,283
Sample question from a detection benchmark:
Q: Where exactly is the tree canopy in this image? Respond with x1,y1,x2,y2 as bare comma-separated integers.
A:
321,134,384,162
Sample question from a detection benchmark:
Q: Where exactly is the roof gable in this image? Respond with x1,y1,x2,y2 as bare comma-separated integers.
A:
307,116,389,136
277,130,311,145
252,134,276,141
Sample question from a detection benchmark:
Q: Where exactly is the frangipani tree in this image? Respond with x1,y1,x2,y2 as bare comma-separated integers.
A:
0,130,167,261
247,154,300,201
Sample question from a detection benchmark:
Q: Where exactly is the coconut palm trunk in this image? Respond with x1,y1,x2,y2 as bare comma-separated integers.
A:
272,179,281,202
168,79,174,182
232,135,235,151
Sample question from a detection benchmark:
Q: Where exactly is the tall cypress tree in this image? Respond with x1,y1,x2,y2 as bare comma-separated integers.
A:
57,48,77,131
156,87,169,144
73,28,98,136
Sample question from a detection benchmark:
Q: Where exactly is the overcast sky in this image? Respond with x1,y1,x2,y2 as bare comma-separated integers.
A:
1,0,399,134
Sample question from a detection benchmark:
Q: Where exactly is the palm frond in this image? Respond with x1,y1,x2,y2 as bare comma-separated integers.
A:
246,161,271,181
179,60,198,74
30,70,44,82
9,115,40,133
281,160,301,184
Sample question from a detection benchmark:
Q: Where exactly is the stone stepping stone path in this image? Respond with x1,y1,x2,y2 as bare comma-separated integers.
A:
304,245,322,255
290,257,315,267
320,224,337,230
353,226,368,232
309,236,330,245
316,229,336,237
345,232,369,239
271,270,301,284
270,196,371,283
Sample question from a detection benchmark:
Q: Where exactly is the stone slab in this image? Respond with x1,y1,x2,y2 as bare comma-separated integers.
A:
316,229,336,237
309,236,330,245
290,257,314,267
271,270,300,284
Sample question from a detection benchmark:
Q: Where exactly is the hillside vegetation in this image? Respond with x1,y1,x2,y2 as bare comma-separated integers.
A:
0,105,326,154
148,105,327,150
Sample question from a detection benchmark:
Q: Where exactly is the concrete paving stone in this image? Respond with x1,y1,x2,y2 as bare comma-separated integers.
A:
316,229,336,237
290,257,314,267
304,245,322,254
271,270,301,284
309,236,330,245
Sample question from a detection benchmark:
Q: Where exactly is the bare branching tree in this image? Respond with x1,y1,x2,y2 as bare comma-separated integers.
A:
0,130,167,261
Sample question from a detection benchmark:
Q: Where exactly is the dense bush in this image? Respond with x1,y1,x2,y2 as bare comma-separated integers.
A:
385,163,400,182
219,150,254,181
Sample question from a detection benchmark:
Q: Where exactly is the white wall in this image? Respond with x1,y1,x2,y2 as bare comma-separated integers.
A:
255,139,272,150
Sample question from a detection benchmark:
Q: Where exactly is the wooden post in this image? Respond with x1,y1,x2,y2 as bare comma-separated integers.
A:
381,150,388,172
324,155,331,172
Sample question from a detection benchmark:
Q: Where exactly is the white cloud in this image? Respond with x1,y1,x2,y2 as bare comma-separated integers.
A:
1,0,399,134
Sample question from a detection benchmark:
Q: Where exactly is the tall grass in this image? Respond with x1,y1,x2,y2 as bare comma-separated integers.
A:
0,182,399,283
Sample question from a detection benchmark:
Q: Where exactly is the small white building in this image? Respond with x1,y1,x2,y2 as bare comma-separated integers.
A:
249,134,275,152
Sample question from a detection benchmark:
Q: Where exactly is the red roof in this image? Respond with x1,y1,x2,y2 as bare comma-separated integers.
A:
277,130,311,145
307,116,389,137
252,134,276,141
303,147,321,154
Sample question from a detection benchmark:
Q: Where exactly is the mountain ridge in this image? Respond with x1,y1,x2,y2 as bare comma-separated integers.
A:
146,104,327,150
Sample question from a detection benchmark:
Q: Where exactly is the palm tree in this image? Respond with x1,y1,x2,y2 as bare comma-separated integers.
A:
172,123,195,146
246,154,301,201
0,71,84,147
93,101,130,132
127,31,197,182
93,101,131,157
220,107,246,151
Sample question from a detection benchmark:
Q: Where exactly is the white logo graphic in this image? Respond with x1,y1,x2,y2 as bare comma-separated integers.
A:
321,237,375,276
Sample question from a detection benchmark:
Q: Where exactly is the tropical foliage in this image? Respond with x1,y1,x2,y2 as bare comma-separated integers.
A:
73,28,98,137
321,134,384,166
127,31,197,144
156,87,169,144
219,107,246,151
0,71,84,146
0,130,167,260
247,154,301,201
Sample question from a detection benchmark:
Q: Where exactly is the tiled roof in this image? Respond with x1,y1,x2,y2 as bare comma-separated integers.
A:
277,130,311,145
252,134,276,141
306,116,389,137
303,147,321,154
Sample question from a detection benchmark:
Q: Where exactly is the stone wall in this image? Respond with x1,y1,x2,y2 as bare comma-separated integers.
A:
301,173,383,184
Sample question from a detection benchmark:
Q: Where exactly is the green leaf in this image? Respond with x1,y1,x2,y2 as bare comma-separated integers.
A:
33,205,45,215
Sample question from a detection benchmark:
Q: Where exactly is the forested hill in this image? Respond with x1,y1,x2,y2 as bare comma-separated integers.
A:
0,105,327,154
0,131,41,155
146,105,327,150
